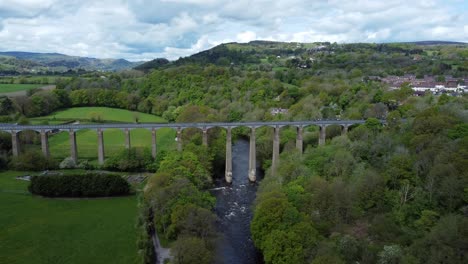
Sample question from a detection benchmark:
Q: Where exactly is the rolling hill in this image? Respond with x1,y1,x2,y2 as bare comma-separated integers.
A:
134,40,468,72
0,51,143,73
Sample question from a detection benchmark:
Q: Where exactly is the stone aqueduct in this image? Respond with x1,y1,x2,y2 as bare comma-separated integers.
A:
0,120,368,183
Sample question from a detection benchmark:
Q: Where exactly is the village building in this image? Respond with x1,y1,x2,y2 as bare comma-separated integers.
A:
370,74,467,94
270,108,288,116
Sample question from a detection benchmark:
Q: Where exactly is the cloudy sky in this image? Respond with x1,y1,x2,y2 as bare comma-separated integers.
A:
0,0,466,61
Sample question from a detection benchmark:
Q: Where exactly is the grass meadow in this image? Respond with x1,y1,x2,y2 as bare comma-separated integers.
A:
47,128,176,161
33,107,167,123
0,171,139,264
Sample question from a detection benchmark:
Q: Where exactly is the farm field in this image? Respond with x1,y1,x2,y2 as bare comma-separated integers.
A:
0,83,43,93
0,171,139,264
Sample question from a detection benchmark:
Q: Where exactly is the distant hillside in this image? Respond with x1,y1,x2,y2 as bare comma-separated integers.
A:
402,40,467,46
133,41,323,70
134,58,170,72
135,40,468,71
0,51,143,74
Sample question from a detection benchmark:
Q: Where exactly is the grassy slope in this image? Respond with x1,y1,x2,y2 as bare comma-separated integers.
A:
0,84,43,93
34,106,166,123
31,107,176,160
0,171,138,264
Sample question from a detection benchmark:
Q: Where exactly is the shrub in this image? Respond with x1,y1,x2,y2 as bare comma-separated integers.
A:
59,157,76,169
89,112,103,123
146,150,167,172
0,115,13,122
104,147,153,172
9,150,57,171
28,173,130,197
78,160,94,170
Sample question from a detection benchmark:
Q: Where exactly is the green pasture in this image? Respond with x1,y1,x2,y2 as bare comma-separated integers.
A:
32,107,167,123
48,128,176,160
0,84,43,93
0,171,139,264
29,107,176,161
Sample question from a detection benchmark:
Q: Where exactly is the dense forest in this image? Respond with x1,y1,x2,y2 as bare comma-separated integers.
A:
0,41,467,263
252,108,467,263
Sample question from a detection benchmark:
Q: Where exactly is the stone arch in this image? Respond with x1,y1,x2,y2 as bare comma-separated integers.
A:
17,129,40,145
326,124,343,140
177,126,206,147
301,124,321,149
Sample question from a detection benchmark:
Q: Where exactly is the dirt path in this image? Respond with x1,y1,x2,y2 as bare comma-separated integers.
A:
0,85,56,97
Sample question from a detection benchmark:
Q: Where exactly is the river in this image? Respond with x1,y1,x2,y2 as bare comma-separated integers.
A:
211,139,264,264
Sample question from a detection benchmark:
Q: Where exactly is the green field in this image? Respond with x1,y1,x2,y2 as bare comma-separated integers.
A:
0,83,43,93
33,106,167,123
0,171,139,264
30,107,176,161
48,128,175,160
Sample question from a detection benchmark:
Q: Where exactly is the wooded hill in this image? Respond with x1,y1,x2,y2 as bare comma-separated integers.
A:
136,40,468,78
0,51,142,74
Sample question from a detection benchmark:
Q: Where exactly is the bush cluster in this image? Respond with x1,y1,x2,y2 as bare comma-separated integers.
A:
59,157,76,169
104,148,155,172
28,173,130,197
140,145,217,264
9,150,57,171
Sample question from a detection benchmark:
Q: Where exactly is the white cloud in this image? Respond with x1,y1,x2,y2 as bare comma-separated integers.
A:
236,31,257,43
366,28,392,40
0,0,56,16
0,0,465,61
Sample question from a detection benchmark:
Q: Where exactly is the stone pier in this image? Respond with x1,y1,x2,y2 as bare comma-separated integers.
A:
11,131,20,156
40,130,49,158
342,125,349,135
177,127,182,152
69,130,78,163
151,128,157,159
248,127,256,182
272,125,280,174
319,125,327,146
202,128,208,147
124,128,131,149
296,126,303,153
97,128,105,165
225,127,232,183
